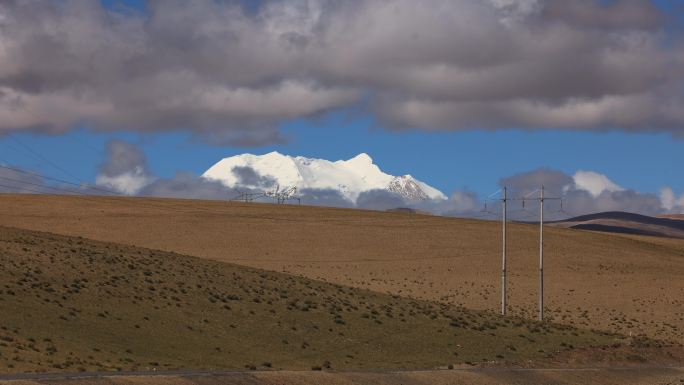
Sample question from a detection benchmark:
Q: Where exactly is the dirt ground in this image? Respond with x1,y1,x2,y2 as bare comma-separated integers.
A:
1,194,683,344
2,368,684,385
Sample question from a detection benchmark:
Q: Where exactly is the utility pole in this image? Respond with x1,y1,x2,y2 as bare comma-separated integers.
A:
515,185,559,322
539,185,544,321
485,187,511,316
501,187,508,316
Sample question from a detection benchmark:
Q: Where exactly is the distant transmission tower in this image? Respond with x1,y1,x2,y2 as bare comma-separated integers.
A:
265,185,301,205
230,190,266,203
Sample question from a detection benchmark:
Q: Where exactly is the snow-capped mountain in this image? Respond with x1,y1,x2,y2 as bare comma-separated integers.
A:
202,151,446,202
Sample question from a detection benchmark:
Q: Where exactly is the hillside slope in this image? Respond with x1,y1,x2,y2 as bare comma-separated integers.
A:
550,211,684,239
660,214,684,220
0,225,660,373
0,194,683,345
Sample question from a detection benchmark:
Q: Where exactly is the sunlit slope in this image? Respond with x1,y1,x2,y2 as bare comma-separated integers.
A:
0,225,645,373
1,194,684,343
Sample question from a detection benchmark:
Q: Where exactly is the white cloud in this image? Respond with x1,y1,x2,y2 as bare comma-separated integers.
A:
500,168,662,218
572,171,624,198
88,139,682,217
660,187,684,213
95,167,151,195
95,140,153,195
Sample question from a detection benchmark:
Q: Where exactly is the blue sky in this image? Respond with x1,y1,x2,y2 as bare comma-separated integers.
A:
1,0,683,206
1,116,682,197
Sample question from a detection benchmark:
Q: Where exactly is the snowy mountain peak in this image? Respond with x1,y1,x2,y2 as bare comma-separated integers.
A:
202,153,447,202
346,152,373,165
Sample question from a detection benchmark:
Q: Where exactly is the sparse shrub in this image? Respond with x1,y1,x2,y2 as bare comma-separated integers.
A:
626,354,646,362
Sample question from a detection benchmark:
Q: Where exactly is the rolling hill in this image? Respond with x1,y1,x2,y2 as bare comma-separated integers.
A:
660,214,684,220
1,225,666,374
550,211,684,239
0,194,683,347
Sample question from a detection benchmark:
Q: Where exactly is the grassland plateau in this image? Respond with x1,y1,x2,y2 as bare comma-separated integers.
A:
0,194,682,384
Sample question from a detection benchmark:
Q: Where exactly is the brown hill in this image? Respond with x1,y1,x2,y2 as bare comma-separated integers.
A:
660,214,684,220
550,211,684,239
0,194,683,344
2,225,665,374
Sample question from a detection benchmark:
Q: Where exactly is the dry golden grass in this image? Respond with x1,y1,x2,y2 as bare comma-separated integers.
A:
2,225,659,374
1,194,683,344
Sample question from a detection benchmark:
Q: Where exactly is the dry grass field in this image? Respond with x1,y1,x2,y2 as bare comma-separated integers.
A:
2,225,667,374
1,194,683,346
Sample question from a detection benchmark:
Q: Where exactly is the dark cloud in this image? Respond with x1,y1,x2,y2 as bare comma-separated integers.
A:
541,0,664,30
0,0,682,143
499,168,573,198
498,168,665,219
415,190,481,217
356,189,407,211
298,188,354,208
138,172,245,200
95,140,152,194
231,166,276,188
583,189,663,216
98,140,148,177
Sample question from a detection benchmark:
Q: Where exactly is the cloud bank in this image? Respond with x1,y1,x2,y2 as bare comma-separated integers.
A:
95,140,153,195
88,140,684,218
498,168,666,219
1,0,683,144
660,187,684,214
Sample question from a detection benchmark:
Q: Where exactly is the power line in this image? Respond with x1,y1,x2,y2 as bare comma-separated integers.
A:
0,175,85,195
0,182,77,196
7,135,85,184
0,164,118,196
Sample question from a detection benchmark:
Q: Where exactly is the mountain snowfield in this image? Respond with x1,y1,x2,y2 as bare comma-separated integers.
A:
202,152,447,203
